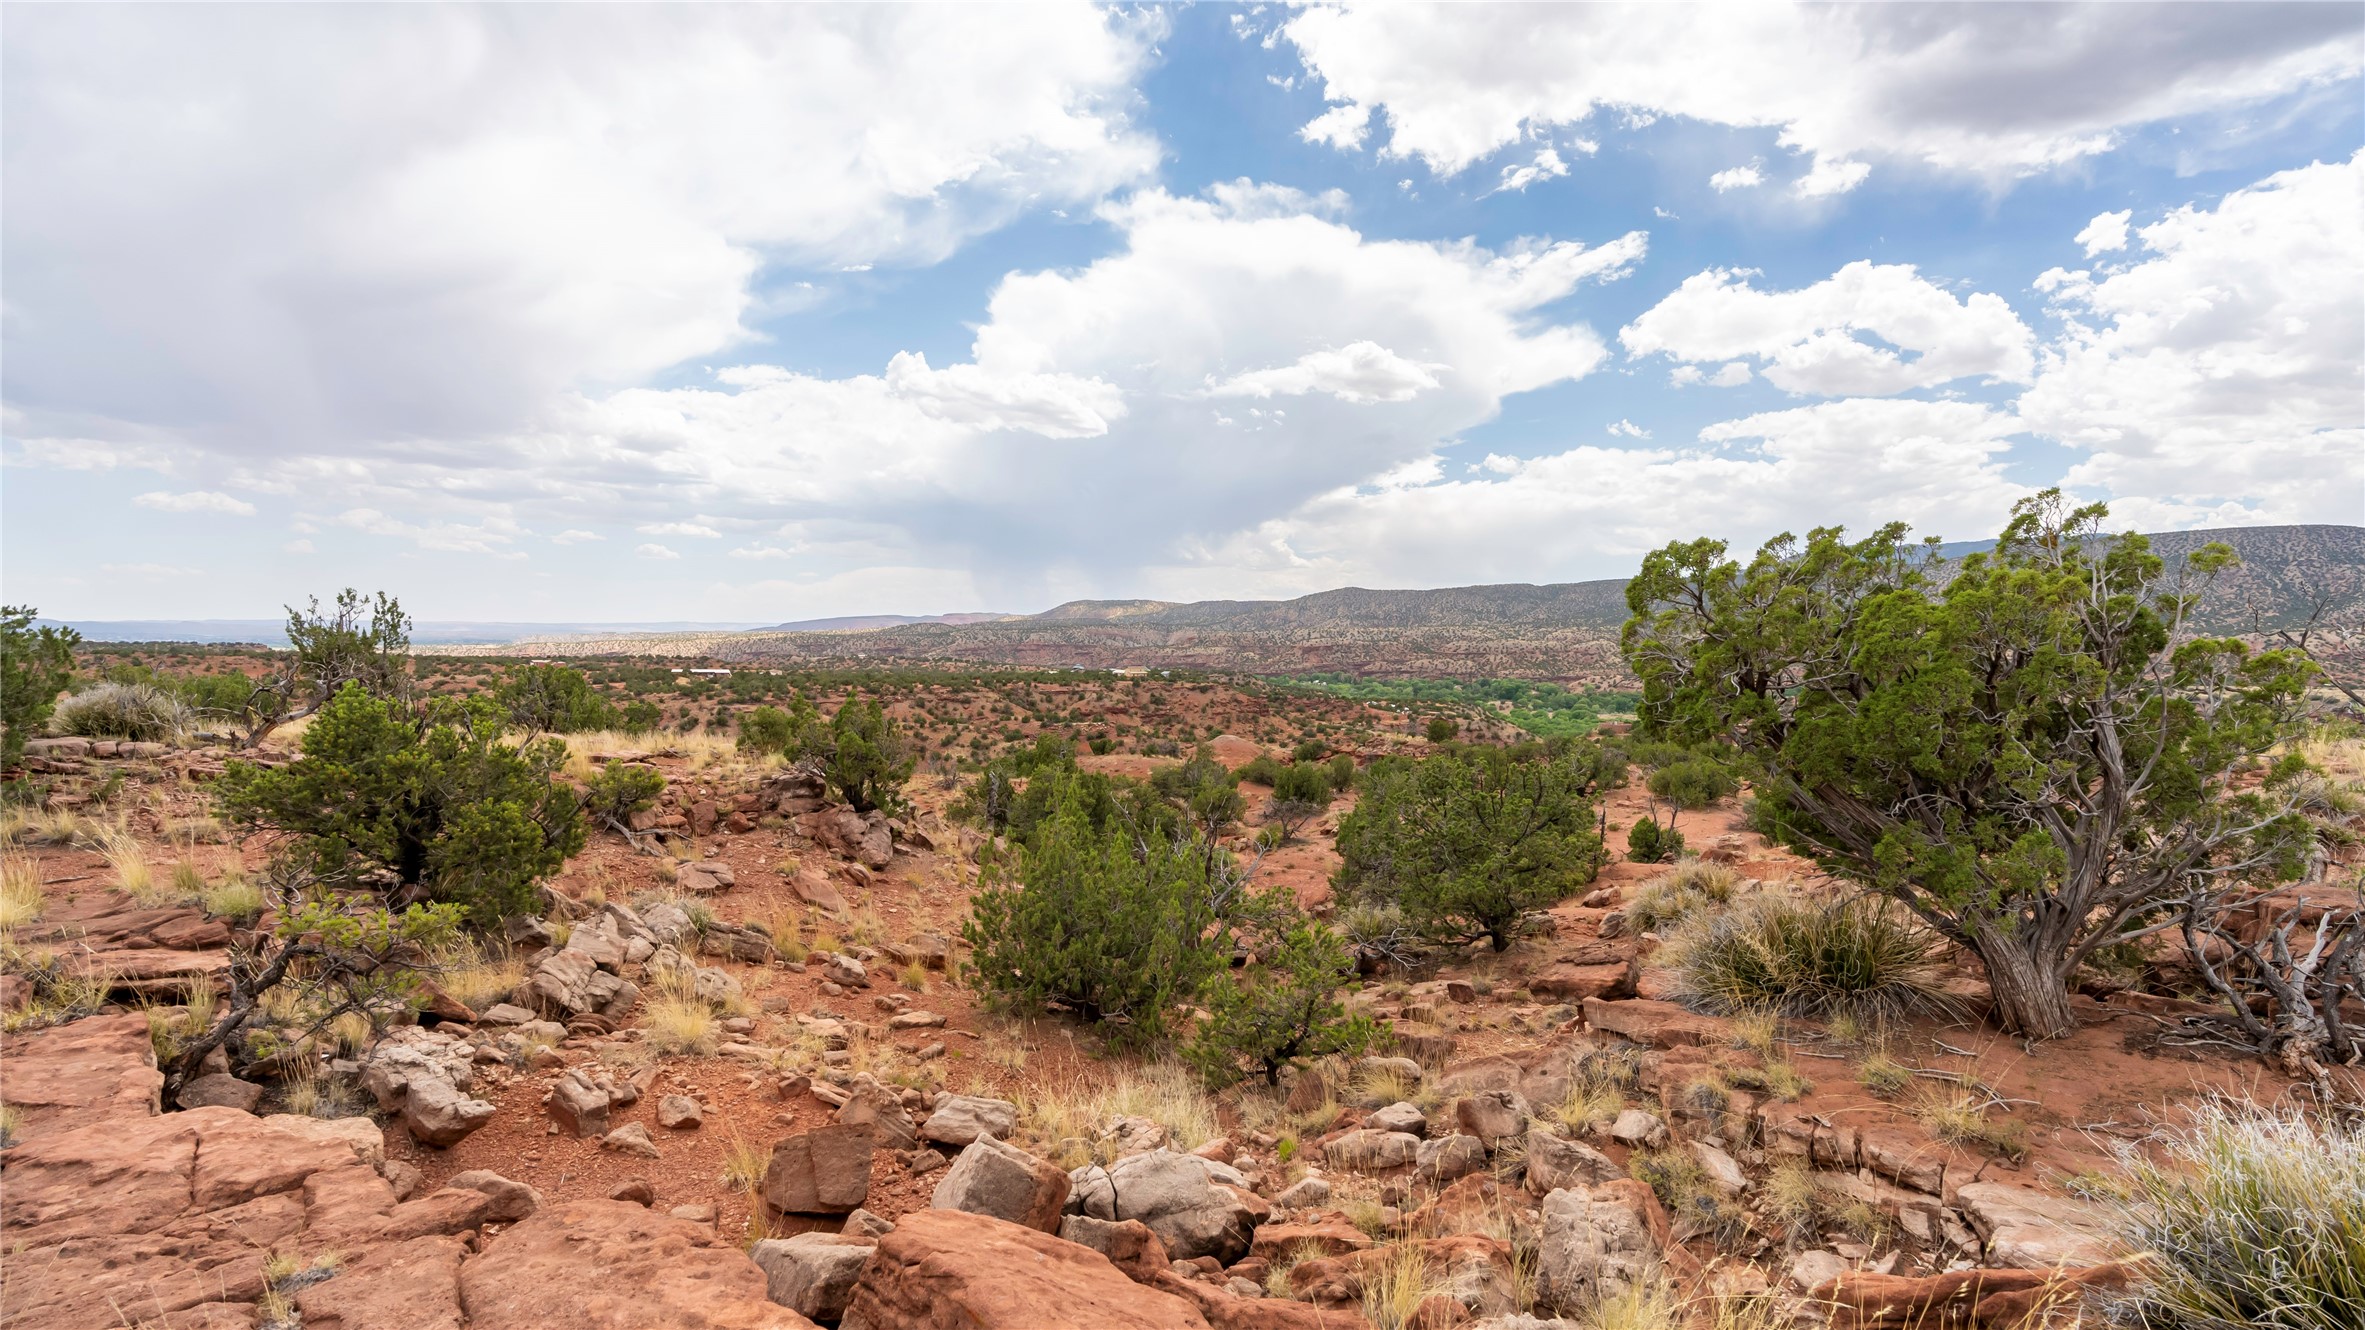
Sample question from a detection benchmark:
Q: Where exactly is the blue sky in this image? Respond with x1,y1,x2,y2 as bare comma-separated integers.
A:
4,3,2359,622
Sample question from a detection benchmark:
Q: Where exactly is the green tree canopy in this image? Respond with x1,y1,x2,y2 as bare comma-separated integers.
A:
216,684,587,924
1,606,80,766
497,664,615,734
1620,491,2317,1037
962,783,1228,1043
1187,902,1376,1087
1333,747,1602,950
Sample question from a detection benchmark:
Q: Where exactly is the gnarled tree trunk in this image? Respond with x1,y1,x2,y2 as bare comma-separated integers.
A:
1972,924,2080,1039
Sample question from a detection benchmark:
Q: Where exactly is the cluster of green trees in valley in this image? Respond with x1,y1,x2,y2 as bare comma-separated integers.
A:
1274,673,1637,739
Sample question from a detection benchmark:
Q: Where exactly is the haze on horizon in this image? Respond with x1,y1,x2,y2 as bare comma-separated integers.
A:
4,3,2360,625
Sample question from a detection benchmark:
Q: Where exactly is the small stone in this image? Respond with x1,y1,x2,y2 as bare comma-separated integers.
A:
670,1203,718,1224
841,1208,895,1239
608,1177,656,1206
447,1169,542,1222
657,1095,704,1130
174,1073,264,1114
1272,1176,1332,1209
1609,1108,1669,1149
601,1123,663,1159
380,1159,425,1202
1367,1102,1427,1136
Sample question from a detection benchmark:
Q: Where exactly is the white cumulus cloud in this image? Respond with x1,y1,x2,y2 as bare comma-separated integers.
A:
2,4,1160,453
2019,151,2364,527
635,543,681,561
1282,4,2360,188
2076,209,2134,256
1207,342,1442,404
1622,261,2034,395
1709,164,1765,191
132,490,255,516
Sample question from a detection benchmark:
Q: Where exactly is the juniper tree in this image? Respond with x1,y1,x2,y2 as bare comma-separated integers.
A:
1621,491,2316,1037
1334,746,1601,950
216,684,587,925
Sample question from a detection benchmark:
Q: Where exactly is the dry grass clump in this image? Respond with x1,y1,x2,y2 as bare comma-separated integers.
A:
1911,1085,2028,1162
2,958,111,1033
200,870,267,925
1015,1061,1220,1167
1858,1051,1913,1097
640,969,719,1056
721,1133,770,1192
1669,892,1950,1022
0,852,44,930
1626,861,1744,933
93,821,159,901
432,938,526,1012
53,682,192,742
145,983,220,1063
1360,1241,1443,1330
2101,1100,2365,1330
280,1055,363,1119
0,807,97,849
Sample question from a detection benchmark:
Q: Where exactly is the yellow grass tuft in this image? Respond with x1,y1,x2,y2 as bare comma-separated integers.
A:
0,852,44,930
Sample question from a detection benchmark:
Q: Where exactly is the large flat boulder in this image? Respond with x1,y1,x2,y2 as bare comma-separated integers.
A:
932,1134,1069,1232
1536,1181,1680,1314
840,1208,1209,1330
460,1198,816,1329
1580,998,1726,1048
1067,1150,1261,1264
1954,1182,2117,1269
0,1012,163,1139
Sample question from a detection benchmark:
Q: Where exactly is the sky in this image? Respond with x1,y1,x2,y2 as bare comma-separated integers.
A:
3,2,2360,623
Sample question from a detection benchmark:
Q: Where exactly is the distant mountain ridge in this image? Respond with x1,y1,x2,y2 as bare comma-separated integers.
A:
765,612,1013,633
77,525,2362,681
691,524,2358,680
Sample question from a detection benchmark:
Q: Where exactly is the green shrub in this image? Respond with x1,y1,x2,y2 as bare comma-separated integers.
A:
582,763,666,828
1187,907,1377,1086
497,664,614,734
53,682,193,742
1334,748,1600,951
1233,754,1283,788
1646,757,1737,809
814,695,915,814
1327,754,1356,791
3,607,81,765
736,696,818,756
1424,716,1459,744
1626,816,1685,864
2103,1100,2364,1330
1292,738,1328,764
1670,893,1949,1021
617,699,662,734
962,785,1226,1043
215,685,585,925
1272,761,1333,804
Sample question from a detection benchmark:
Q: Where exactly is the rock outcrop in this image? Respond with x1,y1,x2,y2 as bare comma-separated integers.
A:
840,1208,1210,1330
1068,1150,1261,1265
932,1134,1070,1232
461,1199,818,1329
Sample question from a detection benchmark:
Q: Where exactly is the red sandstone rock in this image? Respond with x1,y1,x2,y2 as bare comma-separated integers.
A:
1580,997,1726,1047
294,1235,470,1330
1529,960,1636,1002
460,1198,816,1329
840,1207,1211,1330
0,1012,163,1139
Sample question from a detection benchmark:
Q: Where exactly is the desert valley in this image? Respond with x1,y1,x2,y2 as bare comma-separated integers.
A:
2,516,2360,1330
